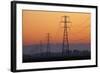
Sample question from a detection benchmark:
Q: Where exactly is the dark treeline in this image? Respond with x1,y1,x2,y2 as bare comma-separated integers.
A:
23,48,90,63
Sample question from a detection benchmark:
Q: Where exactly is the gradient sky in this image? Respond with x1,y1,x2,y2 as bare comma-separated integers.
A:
22,10,91,45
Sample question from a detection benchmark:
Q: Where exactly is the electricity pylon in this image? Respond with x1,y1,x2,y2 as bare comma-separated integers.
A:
60,16,71,56
46,33,50,56
39,40,43,53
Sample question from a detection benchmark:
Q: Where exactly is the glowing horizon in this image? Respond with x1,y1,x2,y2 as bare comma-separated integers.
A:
22,10,91,45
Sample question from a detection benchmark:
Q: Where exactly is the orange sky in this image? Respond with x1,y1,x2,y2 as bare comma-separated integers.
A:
22,10,91,45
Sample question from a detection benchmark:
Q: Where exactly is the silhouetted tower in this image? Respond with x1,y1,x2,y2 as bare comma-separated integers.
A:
60,16,71,56
46,33,50,56
37,40,42,57
39,40,43,53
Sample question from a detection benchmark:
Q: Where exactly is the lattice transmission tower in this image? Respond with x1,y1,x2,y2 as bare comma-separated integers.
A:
46,33,50,56
60,16,71,56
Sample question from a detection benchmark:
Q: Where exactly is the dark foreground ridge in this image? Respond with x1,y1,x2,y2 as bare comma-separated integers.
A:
23,50,91,63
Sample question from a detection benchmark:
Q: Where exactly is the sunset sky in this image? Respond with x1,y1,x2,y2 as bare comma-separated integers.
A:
22,10,91,45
